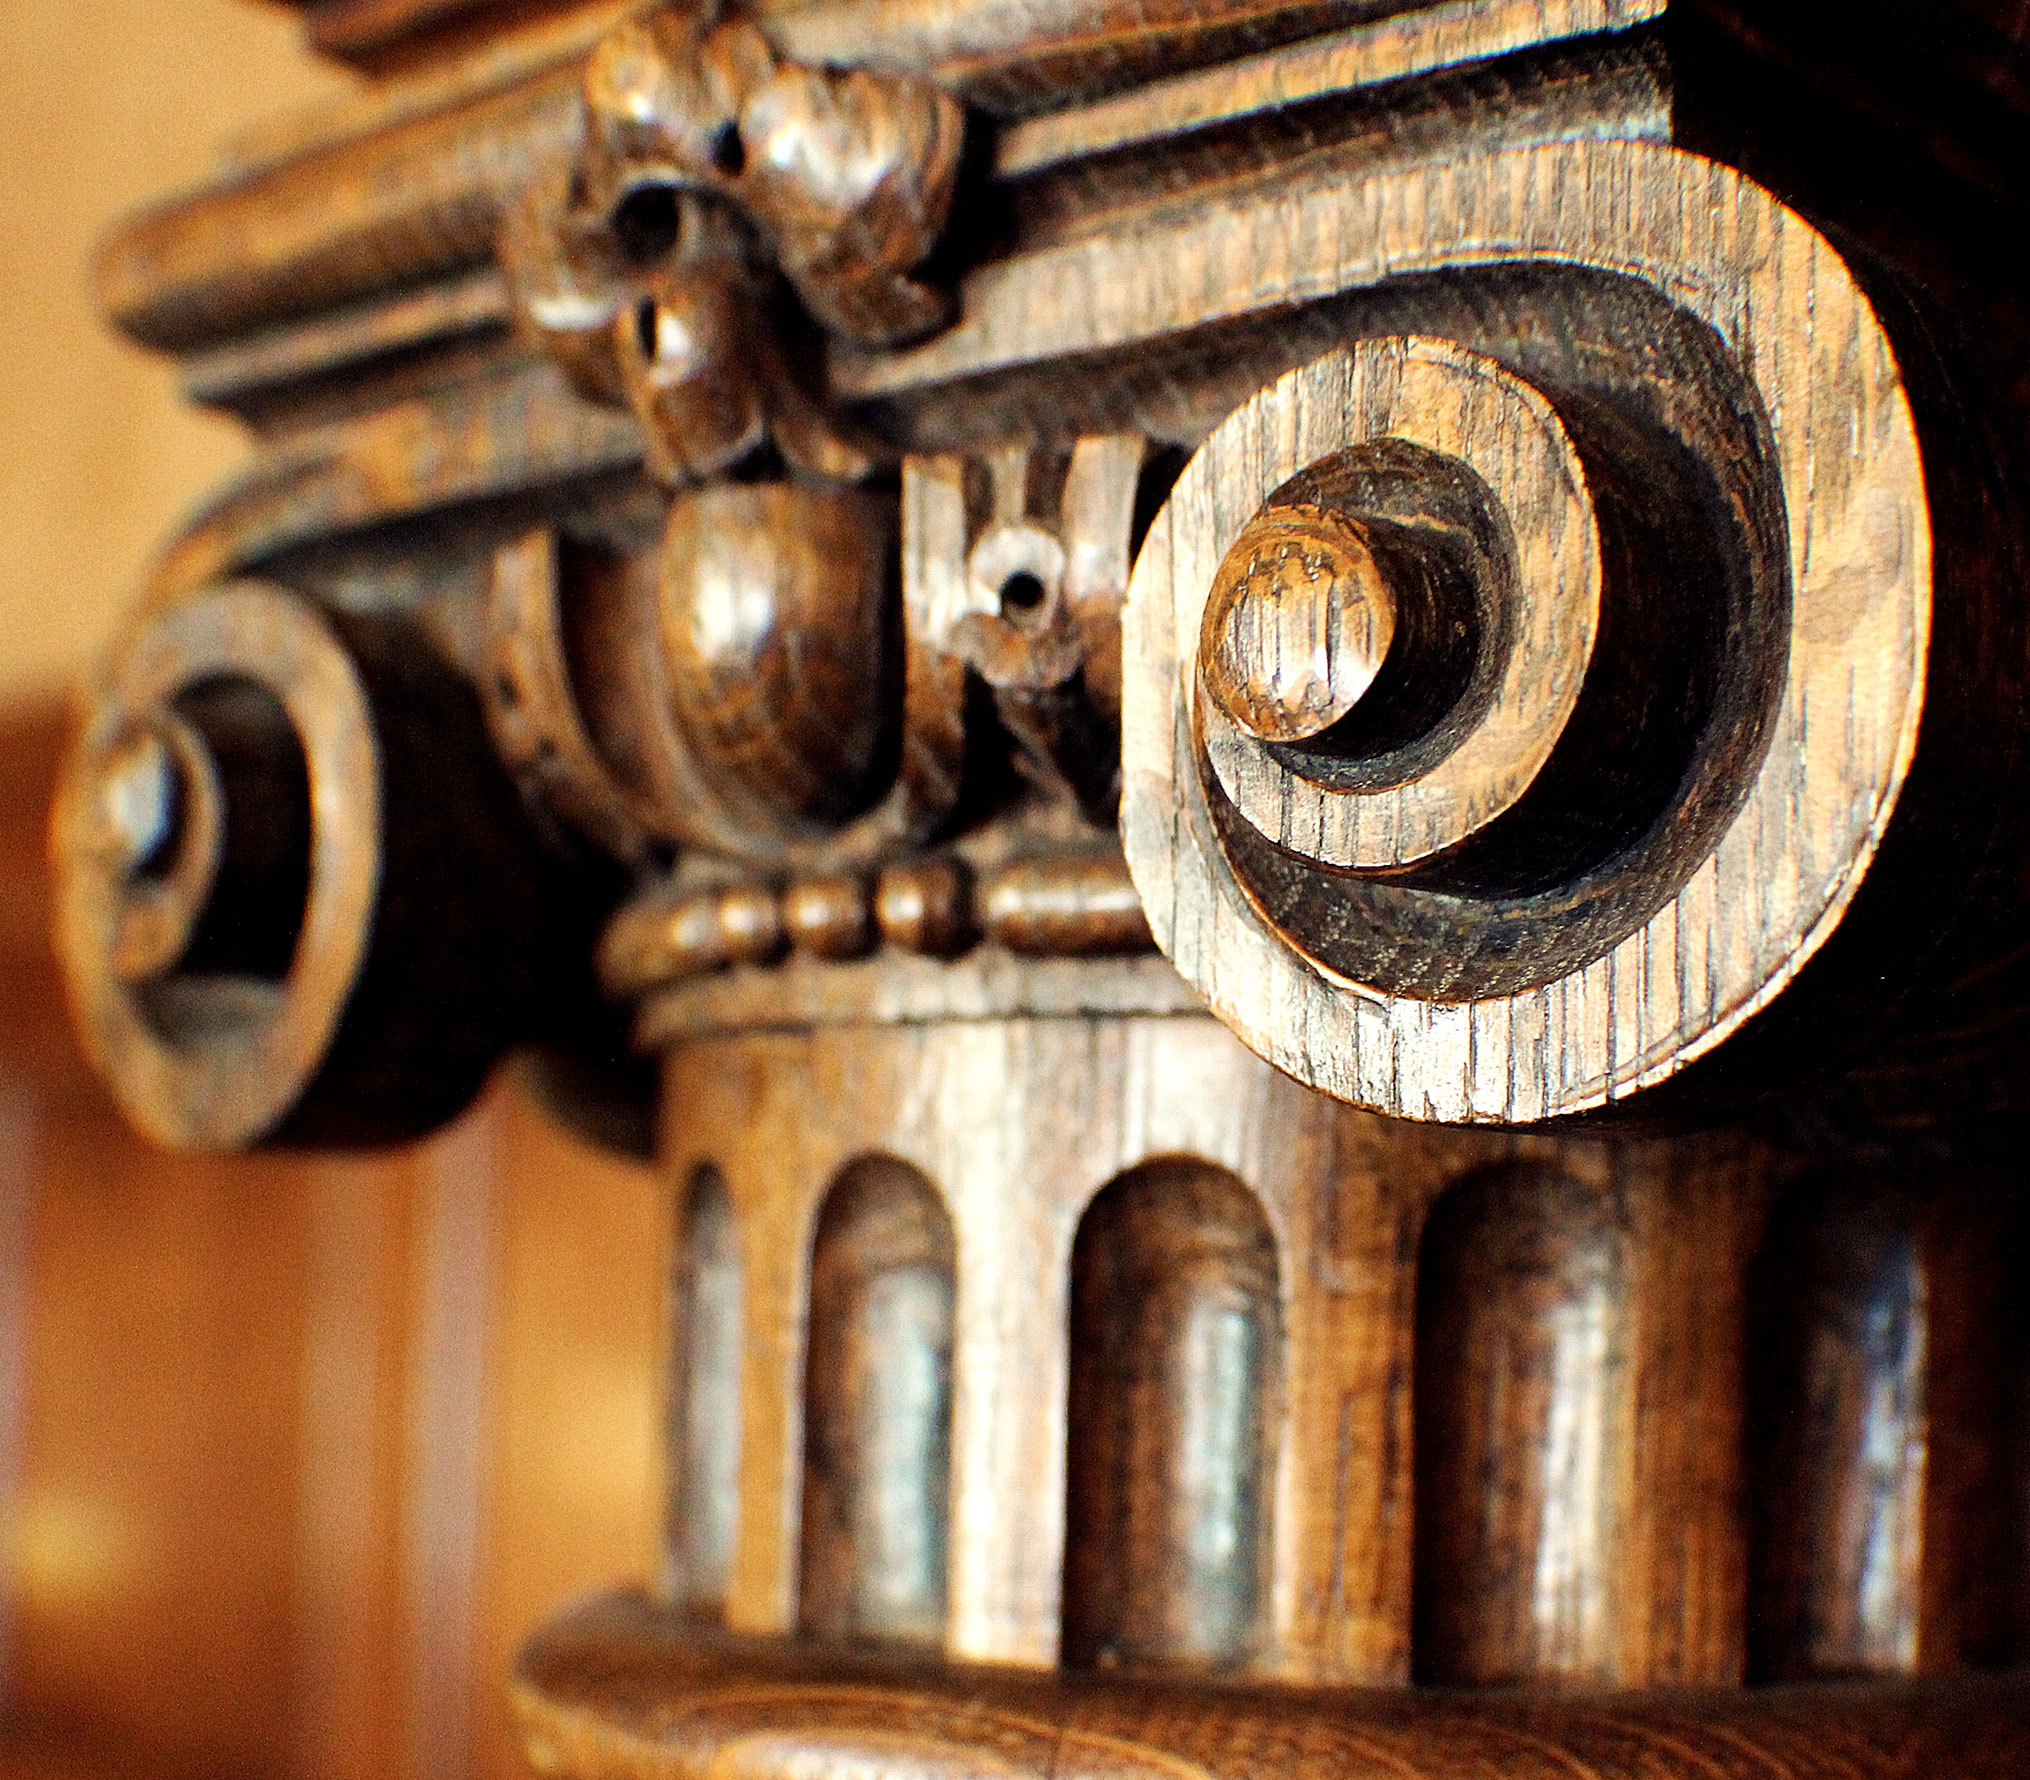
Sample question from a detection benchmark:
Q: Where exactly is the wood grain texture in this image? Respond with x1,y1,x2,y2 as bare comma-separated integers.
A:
497,492,962,877
1746,1175,2030,1680
652,1006,1798,1684
1199,503,1398,746
98,65,585,354
1413,1155,1762,1685
44,11,2030,1780
96,37,1680,607
904,434,1147,817
95,0,1662,372
995,0,1664,173
148,363,642,602
1061,1162,1281,1671
634,951,1203,1049
660,1011,1418,1677
659,486,899,835
1095,142,1927,1124
1194,341,1601,874
753,0,1658,113
485,526,657,866
513,1593,2030,1780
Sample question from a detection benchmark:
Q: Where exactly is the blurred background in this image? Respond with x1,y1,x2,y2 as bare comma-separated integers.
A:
1,6,663,1777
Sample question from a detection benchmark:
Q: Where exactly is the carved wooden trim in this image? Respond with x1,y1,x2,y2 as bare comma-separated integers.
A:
48,13,2030,1772
513,1594,2030,1780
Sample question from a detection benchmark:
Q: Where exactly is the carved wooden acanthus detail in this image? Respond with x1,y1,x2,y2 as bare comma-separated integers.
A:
498,5,964,483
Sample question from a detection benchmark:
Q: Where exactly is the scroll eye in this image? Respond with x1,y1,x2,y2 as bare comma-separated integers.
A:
1199,503,1398,748
1181,338,1611,909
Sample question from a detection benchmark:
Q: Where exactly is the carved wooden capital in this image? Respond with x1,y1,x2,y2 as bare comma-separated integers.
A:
44,9,2030,1780
55,0,2030,1151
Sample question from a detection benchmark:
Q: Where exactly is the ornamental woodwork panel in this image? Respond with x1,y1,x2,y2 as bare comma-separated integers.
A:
36,1,2030,1775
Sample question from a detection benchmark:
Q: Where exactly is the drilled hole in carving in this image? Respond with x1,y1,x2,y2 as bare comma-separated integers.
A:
613,182,682,263
708,121,745,177
999,570,1047,621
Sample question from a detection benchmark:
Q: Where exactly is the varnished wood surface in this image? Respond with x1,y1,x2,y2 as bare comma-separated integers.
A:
1061,1162,1281,1671
514,1593,2030,1780
996,0,1663,174
796,1159,957,1647
52,585,588,1150
1745,1176,2030,1679
1096,143,1932,1128
32,9,2030,1780
643,998,2028,1713
1413,1159,1757,1684
95,0,1665,364
83,100,1997,1136
652,1009,1828,1684
81,0,2013,1147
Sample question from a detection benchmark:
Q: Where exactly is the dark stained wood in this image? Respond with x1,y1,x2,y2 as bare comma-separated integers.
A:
515,1592,2030,1780
659,486,899,833
1413,1157,1761,1685
1746,1175,2030,1679
50,587,590,1148
872,859,975,957
781,875,879,962
977,855,1151,956
1199,503,1398,746
796,1156,956,1647
1062,1161,1280,1672
44,5,2030,1780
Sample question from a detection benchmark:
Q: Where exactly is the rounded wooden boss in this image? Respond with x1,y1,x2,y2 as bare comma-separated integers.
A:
1197,340,1600,869
1123,311,1929,1121
54,583,380,1150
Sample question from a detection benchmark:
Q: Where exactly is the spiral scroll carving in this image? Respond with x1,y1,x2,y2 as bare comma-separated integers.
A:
55,585,564,1149
1120,150,1933,1122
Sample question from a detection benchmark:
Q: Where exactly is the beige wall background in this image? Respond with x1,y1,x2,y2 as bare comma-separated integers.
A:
0,0,353,709
0,17,670,1780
